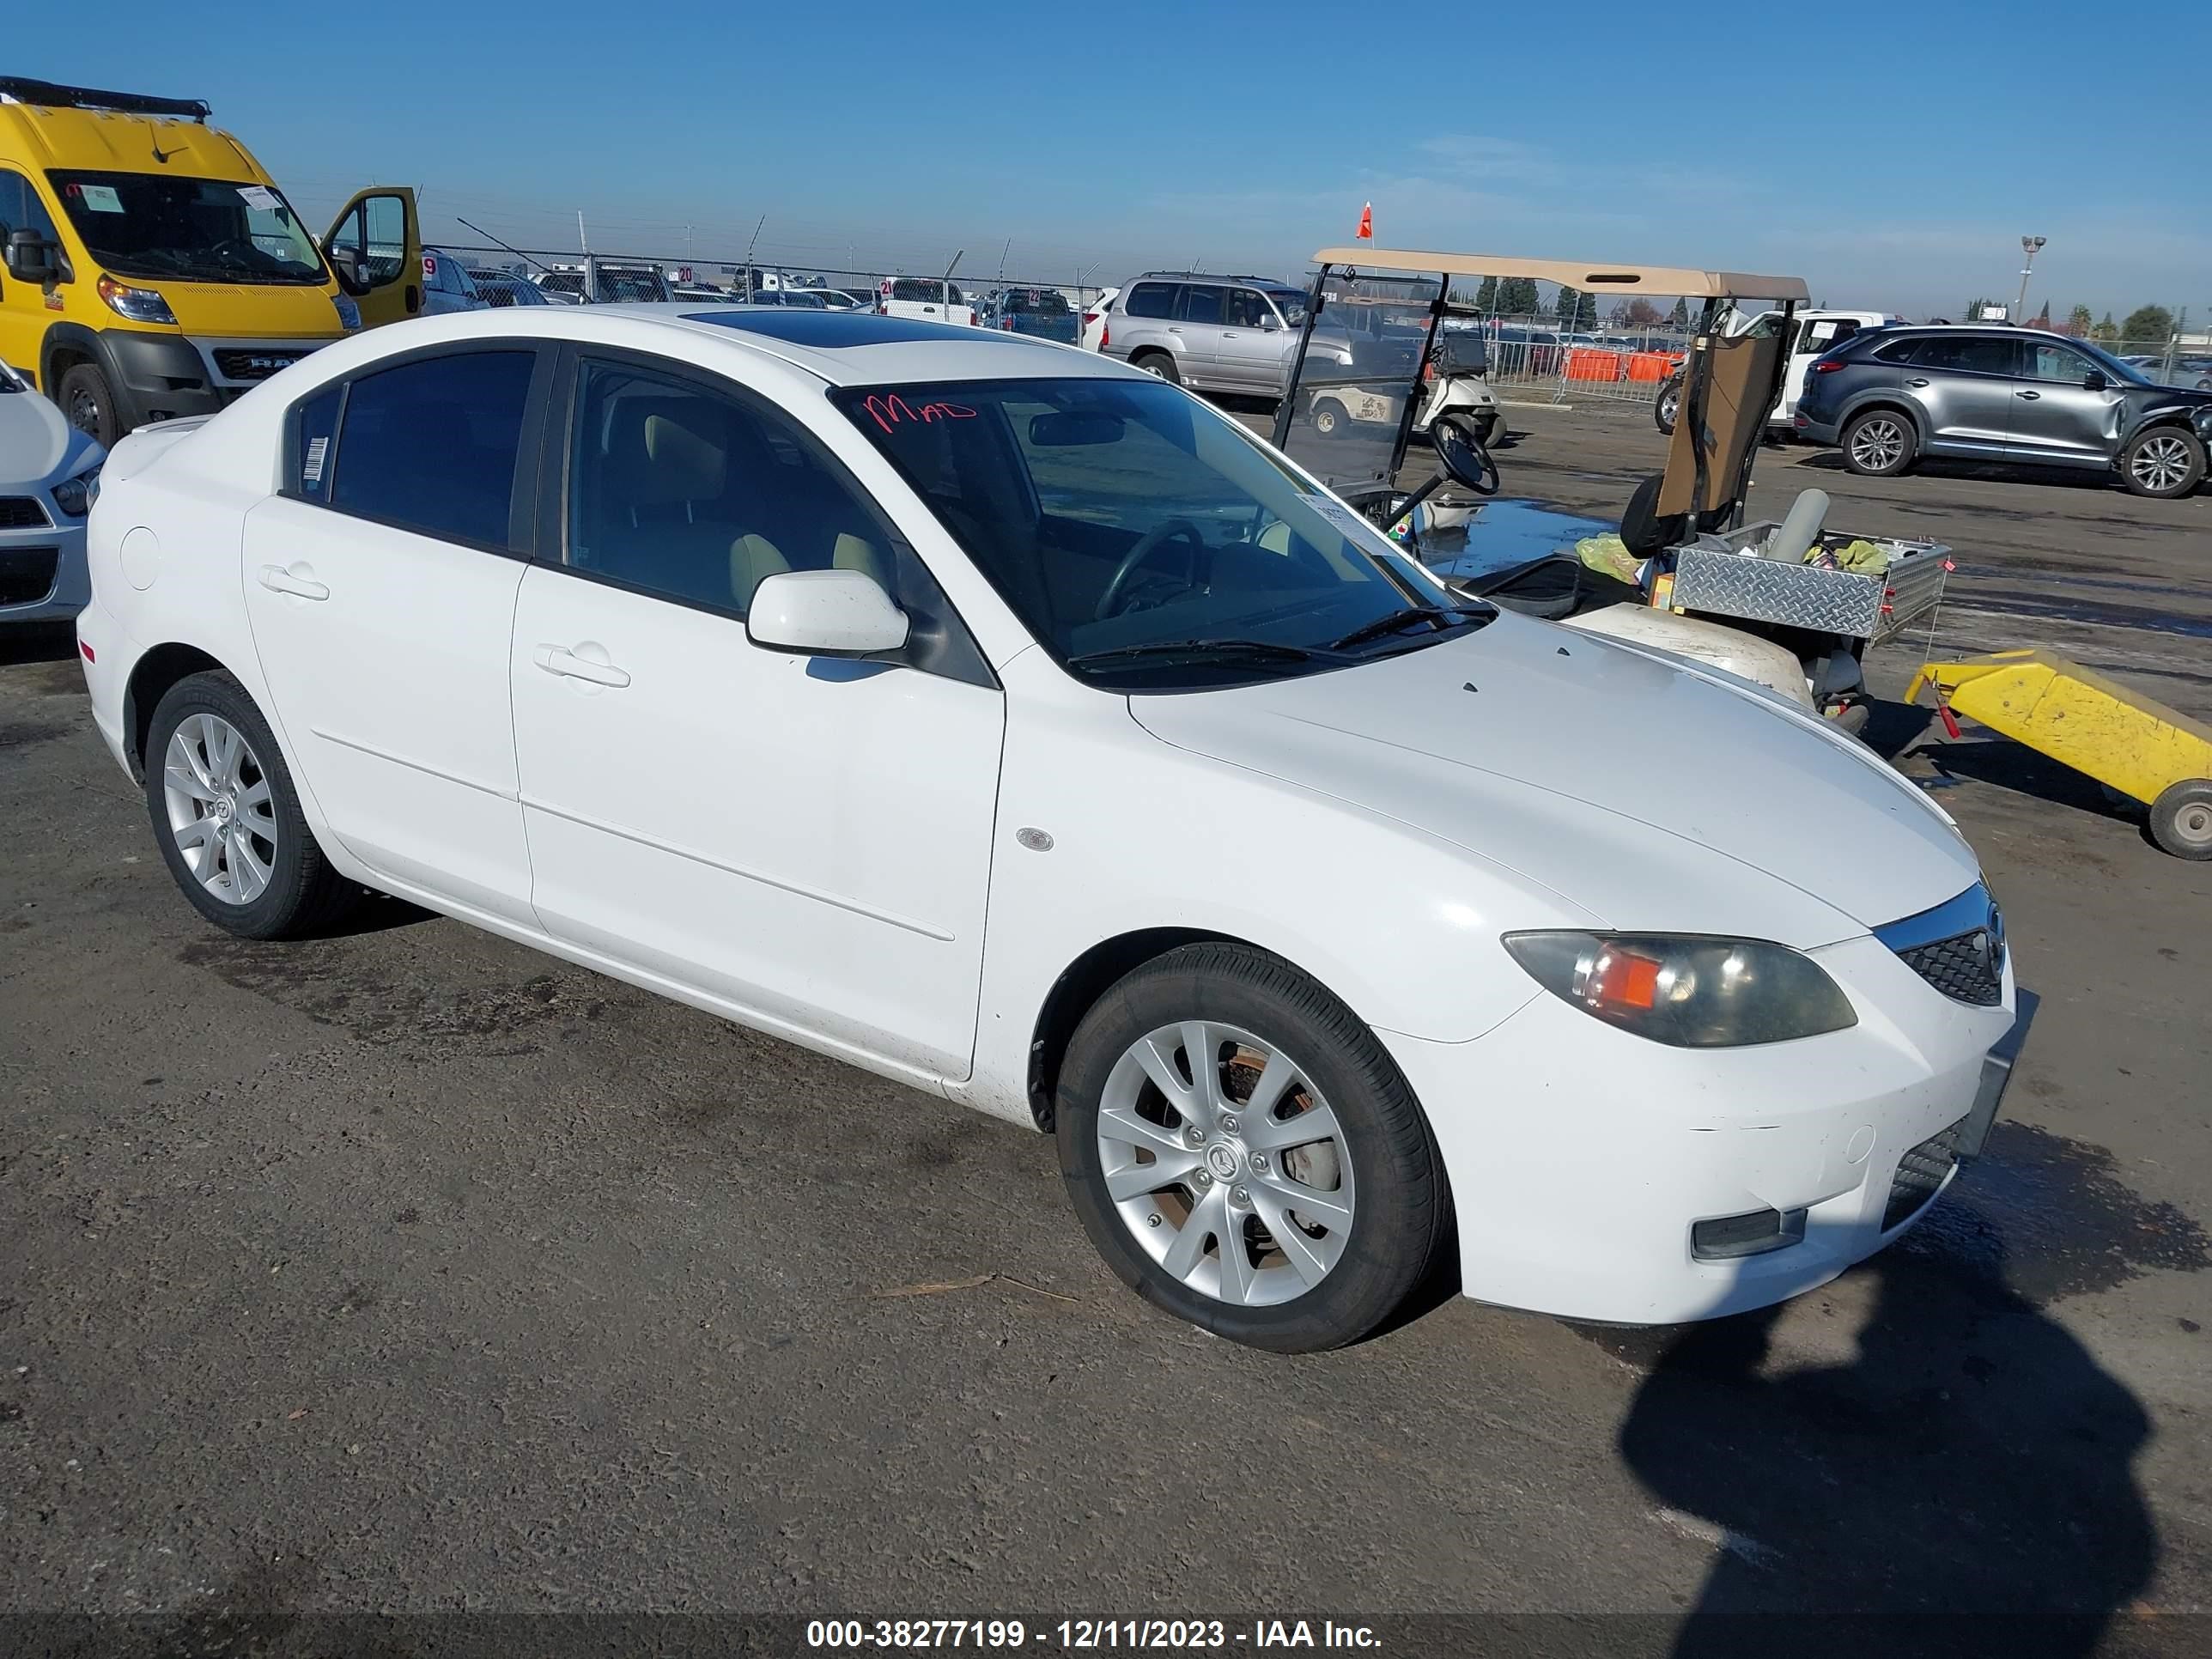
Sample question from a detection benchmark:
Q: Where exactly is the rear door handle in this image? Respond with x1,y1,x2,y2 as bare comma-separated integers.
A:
1906,377,1930,387
257,563,328,601
532,644,631,688
2016,390,2041,399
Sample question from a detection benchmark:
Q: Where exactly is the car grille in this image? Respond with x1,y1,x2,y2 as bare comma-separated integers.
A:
213,349,307,382
1883,1118,1966,1231
0,545,59,607
0,495,51,529
1897,930,2004,1006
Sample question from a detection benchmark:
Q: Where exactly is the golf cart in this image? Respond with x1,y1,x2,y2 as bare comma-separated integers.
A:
1298,272,1508,450
1273,247,1954,725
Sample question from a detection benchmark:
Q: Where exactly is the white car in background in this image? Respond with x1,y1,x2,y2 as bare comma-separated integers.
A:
78,307,2020,1351
0,356,102,630
876,276,976,325
1079,286,1119,351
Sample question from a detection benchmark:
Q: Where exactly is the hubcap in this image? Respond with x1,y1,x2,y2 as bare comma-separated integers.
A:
2174,802,2212,847
1852,418,1904,470
162,713,278,905
1659,392,1677,425
2133,435,2190,492
1096,1021,1354,1308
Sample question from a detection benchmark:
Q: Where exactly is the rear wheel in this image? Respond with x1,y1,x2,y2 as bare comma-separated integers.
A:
1654,377,1680,434
1841,408,1917,477
58,362,121,447
2148,781,2212,860
1312,398,1351,439
146,672,361,939
1056,943,1448,1352
2120,427,2204,499
1133,350,1180,386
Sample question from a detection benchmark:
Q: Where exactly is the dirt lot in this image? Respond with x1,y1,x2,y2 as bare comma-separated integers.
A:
3,406,2209,1656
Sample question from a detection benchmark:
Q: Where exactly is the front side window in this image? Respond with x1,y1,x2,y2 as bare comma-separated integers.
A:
325,192,409,290
326,350,534,548
48,170,325,286
566,358,899,618
1224,289,1269,328
2027,342,2095,383
1121,282,1176,319
0,168,65,252
834,377,1475,689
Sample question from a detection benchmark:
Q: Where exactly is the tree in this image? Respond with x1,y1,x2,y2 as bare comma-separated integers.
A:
1555,284,1579,325
1474,275,1498,313
2067,303,2094,337
1497,276,1540,317
2033,300,2051,327
1616,297,1665,330
2119,305,2174,349
2091,312,2119,343
1668,296,1689,328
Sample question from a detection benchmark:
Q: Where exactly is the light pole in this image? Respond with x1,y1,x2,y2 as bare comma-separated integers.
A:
2016,234,2046,323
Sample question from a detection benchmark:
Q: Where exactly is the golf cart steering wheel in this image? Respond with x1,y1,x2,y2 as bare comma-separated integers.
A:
1432,416,1500,496
1096,519,1207,619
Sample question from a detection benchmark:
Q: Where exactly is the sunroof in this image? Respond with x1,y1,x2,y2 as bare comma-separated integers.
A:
682,310,1041,348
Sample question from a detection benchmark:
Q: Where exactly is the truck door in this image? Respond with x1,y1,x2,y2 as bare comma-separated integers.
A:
322,187,422,328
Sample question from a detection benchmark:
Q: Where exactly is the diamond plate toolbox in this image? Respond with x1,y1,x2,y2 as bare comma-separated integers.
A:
1670,532,1948,645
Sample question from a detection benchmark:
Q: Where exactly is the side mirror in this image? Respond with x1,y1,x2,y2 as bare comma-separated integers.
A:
4,228,60,284
2083,370,2107,392
1259,313,1281,331
746,568,910,658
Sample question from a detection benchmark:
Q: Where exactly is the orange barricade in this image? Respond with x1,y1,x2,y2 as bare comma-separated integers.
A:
1563,348,1624,383
1626,352,1676,383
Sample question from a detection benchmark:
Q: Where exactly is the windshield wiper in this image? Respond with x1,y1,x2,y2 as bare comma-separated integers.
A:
1328,605,1492,652
1065,638,1325,672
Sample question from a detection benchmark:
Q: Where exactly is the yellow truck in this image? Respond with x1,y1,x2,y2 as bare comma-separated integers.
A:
0,77,420,446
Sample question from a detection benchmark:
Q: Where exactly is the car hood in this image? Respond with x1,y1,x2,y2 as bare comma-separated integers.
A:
1127,613,1981,947
0,389,98,489
149,281,349,341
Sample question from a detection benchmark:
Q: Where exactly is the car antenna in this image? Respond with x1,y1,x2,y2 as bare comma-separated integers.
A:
455,216,553,276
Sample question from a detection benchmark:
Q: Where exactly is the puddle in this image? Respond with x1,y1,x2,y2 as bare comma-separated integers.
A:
0,718,70,750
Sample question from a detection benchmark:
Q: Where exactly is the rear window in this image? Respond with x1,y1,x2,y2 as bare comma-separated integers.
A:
1122,282,1176,319
323,350,536,549
1006,289,1070,314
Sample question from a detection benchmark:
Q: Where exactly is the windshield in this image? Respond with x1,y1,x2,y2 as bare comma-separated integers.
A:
1265,289,1309,326
834,377,1477,689
598,269,668,303
48,171,326,286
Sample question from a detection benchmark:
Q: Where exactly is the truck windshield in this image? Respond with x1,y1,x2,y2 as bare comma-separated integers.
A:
47,171,326,286
833,376,1484,689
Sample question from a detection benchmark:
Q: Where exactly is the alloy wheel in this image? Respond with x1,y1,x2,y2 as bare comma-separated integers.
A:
1095,1021,1355,1307
1851,417,1905,471
2130,434,2191,494
1658,390,1678,427
162,713,279,904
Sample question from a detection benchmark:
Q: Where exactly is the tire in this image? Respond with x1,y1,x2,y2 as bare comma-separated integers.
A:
146,672,361,939
1055,942,1448,1352
2120,426,2205,499
1133,350,1181,386
1840,408,1917,477
58,361,122,447
1312,398,1351,439
2148,780,2212,860
1654,377,1680,435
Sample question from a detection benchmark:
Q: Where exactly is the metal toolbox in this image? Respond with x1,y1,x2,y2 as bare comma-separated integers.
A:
1666,524,1949,646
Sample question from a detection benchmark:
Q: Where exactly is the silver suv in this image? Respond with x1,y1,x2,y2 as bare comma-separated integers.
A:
1100,273,1310,395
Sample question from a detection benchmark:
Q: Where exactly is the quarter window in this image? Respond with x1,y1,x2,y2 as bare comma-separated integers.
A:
326,349,535,548
564,358,899,619
289,384,343,504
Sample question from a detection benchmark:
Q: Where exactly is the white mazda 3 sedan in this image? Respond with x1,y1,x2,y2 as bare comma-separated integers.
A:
76,307,2021,1352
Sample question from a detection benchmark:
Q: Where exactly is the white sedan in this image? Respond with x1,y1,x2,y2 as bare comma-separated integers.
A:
77,304,2020,1351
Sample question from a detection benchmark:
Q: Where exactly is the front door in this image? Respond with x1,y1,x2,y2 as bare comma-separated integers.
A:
508,351,1005,1079
0,168,68,389
1216,287,1290,393
241,345,548,922
1902,334,2021,457
321,187,422,328
2009,338,2126,465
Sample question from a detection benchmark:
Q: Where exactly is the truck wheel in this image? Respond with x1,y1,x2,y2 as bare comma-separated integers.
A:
58,362,122,447
1654,378,1680,434
2148,781,2212,860
2120,428,2205,498
1841,409,1917,477
1133,350,1180,386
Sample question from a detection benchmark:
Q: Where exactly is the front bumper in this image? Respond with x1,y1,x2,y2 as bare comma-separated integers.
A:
95,332,333,431
0,518,88,628
1383,932,2018,1324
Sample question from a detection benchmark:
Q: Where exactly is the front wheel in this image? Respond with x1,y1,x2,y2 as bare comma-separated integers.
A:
2121,427,2205,498
1654,377,1680,435
1056,942,1448,1352
146,672,362,939
58,362,122,447
1841,409,1917,477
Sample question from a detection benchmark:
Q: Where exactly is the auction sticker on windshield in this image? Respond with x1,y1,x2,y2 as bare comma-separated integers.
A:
238,185,280,211
76,184,123,213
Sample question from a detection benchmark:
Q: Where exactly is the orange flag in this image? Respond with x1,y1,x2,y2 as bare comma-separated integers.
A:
1356,203,1373,240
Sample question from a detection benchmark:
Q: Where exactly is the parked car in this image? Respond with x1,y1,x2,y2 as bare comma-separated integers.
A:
81,306,2020,1351
876,276,976,325
464,268,554,308
533,264,670,305
836,288,878,310
812,289,867,313
1098,272,1310,392
418,248,489,315
1655,308,1893,434
667,282,732,305
0,353,100,629
1795,326,2212,498
744,288,830,309
1079,287,1119,351
988,287,1079,344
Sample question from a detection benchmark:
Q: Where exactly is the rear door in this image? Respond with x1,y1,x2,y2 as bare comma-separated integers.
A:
2009,338,2126,464
322,188,422,327
1173,283,1229,385
1900,334,2021,456
1779,315,1865,422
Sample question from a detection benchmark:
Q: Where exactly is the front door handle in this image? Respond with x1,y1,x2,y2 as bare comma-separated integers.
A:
1906,377,1930,387
532,644,631,688
2016,390,2041,399
257,563,329,600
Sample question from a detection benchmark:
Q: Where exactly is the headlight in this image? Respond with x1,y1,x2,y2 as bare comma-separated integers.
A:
331,293,362,331
52,465,103,518
96,274,178,325
1502,932,1856,1048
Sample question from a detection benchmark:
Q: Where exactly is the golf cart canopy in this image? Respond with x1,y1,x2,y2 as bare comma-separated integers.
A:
1306,249,1809,301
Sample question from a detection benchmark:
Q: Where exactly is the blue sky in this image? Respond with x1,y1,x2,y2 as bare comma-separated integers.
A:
12,3,2209,321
